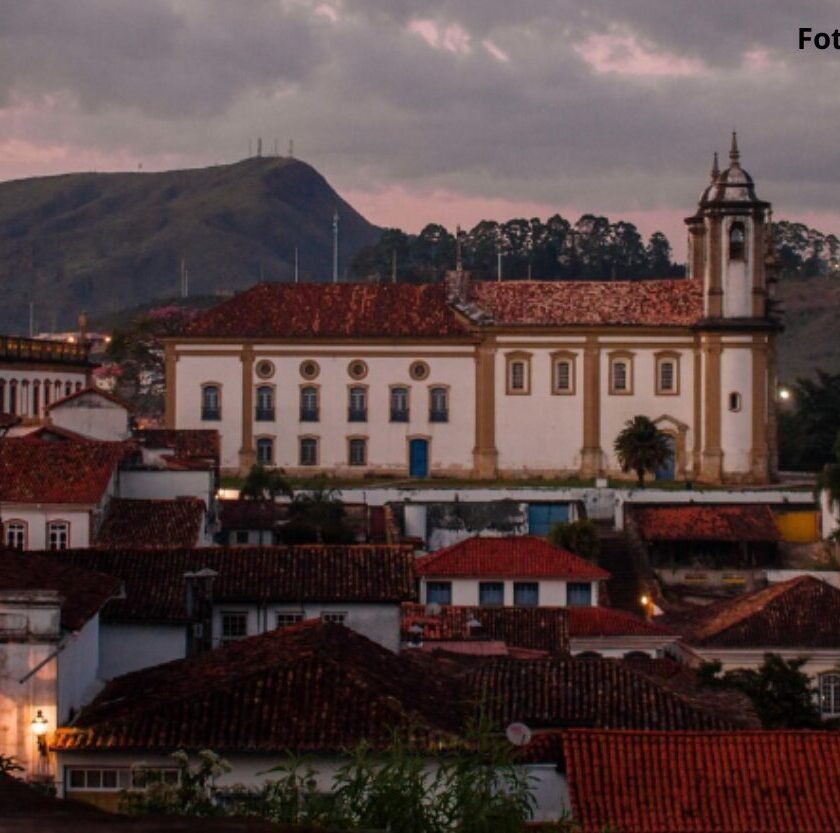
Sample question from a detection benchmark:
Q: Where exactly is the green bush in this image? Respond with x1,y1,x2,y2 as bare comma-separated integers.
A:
547,519,600,562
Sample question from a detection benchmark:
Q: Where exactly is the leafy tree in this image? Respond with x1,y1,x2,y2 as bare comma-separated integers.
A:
698,655,822,729
779,370,840,471
240,463,293,501
281,479,354,544
613,416,672,488
547,519,600,562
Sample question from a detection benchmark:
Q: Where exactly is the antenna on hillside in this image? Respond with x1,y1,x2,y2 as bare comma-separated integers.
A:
273,139,278,156
180,258,189,298
248,138,253,158
257,137,262,158
391,249,397,284
288,139,294,159
29,302,35,338
332,212,339,283
496,229,502,282
294,247,299,283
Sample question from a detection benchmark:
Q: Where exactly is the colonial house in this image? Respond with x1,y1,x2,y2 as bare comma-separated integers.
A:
0,553,120,779
564,729,840,833
0,334,91,427
54,544,417,677
414,535,608,608
661,575,840,720
164,137,780,485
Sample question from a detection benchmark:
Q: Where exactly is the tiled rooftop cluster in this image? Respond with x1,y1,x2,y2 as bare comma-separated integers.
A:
94,497,206,549
137,428,221,469
633,504,780,542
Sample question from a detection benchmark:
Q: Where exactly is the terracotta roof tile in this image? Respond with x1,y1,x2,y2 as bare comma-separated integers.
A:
671,575,840,648
0,437,133,504
415,536,609,580
137,429,220,466
183,283,473,339
567,606,675,638
53,622,463,754
0,552,120,631
634,504,780,542
472,278,703,327
565,729,840,833
95,498,206,549
219,499,285,531
53,545,417,622
401,603,570,652
47,386,132,413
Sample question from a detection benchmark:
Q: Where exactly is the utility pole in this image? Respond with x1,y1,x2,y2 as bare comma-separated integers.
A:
391,249,397,284
332,212,339,283
294,246,299,284
29,302,34,337
180,258,189,298
496,230,502,282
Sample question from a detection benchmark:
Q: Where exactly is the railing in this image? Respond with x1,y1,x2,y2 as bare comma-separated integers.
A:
348,408,367,422
390,409,409,423
429,409,449,423
300,408,319,422
255,407,275,421
0,335,90,365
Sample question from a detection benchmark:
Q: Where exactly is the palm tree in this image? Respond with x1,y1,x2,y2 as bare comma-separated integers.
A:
613,416,672,488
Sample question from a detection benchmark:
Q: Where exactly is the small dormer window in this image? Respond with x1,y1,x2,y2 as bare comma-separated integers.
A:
729,222,745,261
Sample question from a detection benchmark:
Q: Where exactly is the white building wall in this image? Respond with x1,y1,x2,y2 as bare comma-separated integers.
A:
0,367,87,419
99,623,187,680
118,469,213,505
421,577,596,607
0,505,92,551
719,345,753,473
50,398,130,441
57,615,102,722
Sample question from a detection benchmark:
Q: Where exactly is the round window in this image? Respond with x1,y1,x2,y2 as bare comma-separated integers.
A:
409,360,430,381
300,360,320,380
348,360,368,380
256,360,275,380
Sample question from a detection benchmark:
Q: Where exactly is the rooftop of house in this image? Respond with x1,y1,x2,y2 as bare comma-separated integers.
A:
567,605,676,639
94,498,206,549
219,498,286,531
182,282,474,339
632,504,780,542
53,621,462,755
0,437,133,504
46,386,132,413
136,429,220,469
415,535,610,580
52,545,418,623
564,729,840,833
661,575,840,649
0,552,121,631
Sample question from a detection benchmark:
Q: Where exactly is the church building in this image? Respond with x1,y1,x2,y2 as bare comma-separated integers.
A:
164,136,780,484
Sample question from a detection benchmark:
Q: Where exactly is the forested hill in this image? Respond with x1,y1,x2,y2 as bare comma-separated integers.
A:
0,157,382,333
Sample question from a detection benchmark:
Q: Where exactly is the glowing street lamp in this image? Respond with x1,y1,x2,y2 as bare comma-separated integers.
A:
31,710,48,757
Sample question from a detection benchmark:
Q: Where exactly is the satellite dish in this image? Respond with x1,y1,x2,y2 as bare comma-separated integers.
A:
505,722,532,747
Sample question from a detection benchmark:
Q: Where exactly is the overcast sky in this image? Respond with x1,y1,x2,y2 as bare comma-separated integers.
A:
2,0,839,257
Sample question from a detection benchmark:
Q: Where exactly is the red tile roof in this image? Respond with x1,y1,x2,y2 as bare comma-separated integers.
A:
463,656,737,730
568,606,675,638
0,437,133,504
53,621,462,754
671,575,840,649
634,504,780,542
471,278,703,328
219,498,285,531
565,729,840,833
0,552,120,631
137,429,220,467
415,536,609,580
183,283,473,339
95,498,206,549
401,603,570,653
46,386,132,413
54,545,417,622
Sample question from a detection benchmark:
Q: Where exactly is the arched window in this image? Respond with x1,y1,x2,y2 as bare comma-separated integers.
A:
255,386,274,421
54,380,62,401
729,392,742,412
43,380,51,408
820,672,840,716
5,520,27,550
32,381,40,417
19,381,30,416
300,386,319,422
348,386,367,422
9,380,17,414
729,222,745,261
429,387,449,422
256,437,274,466
299,437,318,466
64,381,72,397
75,381,83,392
201,384,221,420
390,386,409,422
609,355,634,394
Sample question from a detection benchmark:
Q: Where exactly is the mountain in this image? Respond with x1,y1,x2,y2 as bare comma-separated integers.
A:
0,157,382,333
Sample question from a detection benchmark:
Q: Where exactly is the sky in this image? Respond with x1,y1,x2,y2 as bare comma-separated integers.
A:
2,0,839,260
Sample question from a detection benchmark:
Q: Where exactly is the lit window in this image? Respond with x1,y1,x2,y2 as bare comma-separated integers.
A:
220,611,248,643
390,386,409,422
5,521,27,550
820,673,840,716
426,582,452,606
513,582,539,607
321,612,347,624
567,582,592,607
349,438,367,466
729,392,742,412
201,385,221,420
300,387,319,421
479,582,504,607
276,612,304,628
255,386,274,421
66,768,133,792
256,437,274,465
429,387,448,422
299,437,318,466
348,387,367,422
47,521,69,551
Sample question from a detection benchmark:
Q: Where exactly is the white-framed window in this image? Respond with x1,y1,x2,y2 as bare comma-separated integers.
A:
567,582,593,607
321,611,347,624
505,352,532,395
300,386,319,422
201,384,221,420
299,437,318,466
66,766,181,793
609,354,634,395
276,612,304,628
820,672,840,716
552,357,575,394
256,437,274,465
390,386,409,422
348,386,367,422
255,386,274,421
5,520,27,550
479,582,504,607
656,353,680,396
513,582,539,607
348,437,367,466
47,521,69,551
220,611,248,643
426,581,452,606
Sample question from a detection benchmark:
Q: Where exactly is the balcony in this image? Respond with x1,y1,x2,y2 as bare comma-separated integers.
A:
390,409,409,423
429,409,449,423
201,408,221,421
300,408,319,422
348,408,367,422
255,407,275,421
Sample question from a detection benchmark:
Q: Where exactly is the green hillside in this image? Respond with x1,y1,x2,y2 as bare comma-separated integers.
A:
0,157,381,333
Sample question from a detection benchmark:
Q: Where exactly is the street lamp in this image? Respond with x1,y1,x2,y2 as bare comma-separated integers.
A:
31,710,48,757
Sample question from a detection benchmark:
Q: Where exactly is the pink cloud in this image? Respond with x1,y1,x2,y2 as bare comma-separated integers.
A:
575,33,708,78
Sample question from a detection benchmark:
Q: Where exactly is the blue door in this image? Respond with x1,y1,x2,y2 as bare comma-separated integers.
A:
528,503,570,536
655,435,676,481
409,439,429,477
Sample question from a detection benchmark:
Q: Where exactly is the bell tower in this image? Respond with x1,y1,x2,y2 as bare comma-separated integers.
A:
687,135,780,484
